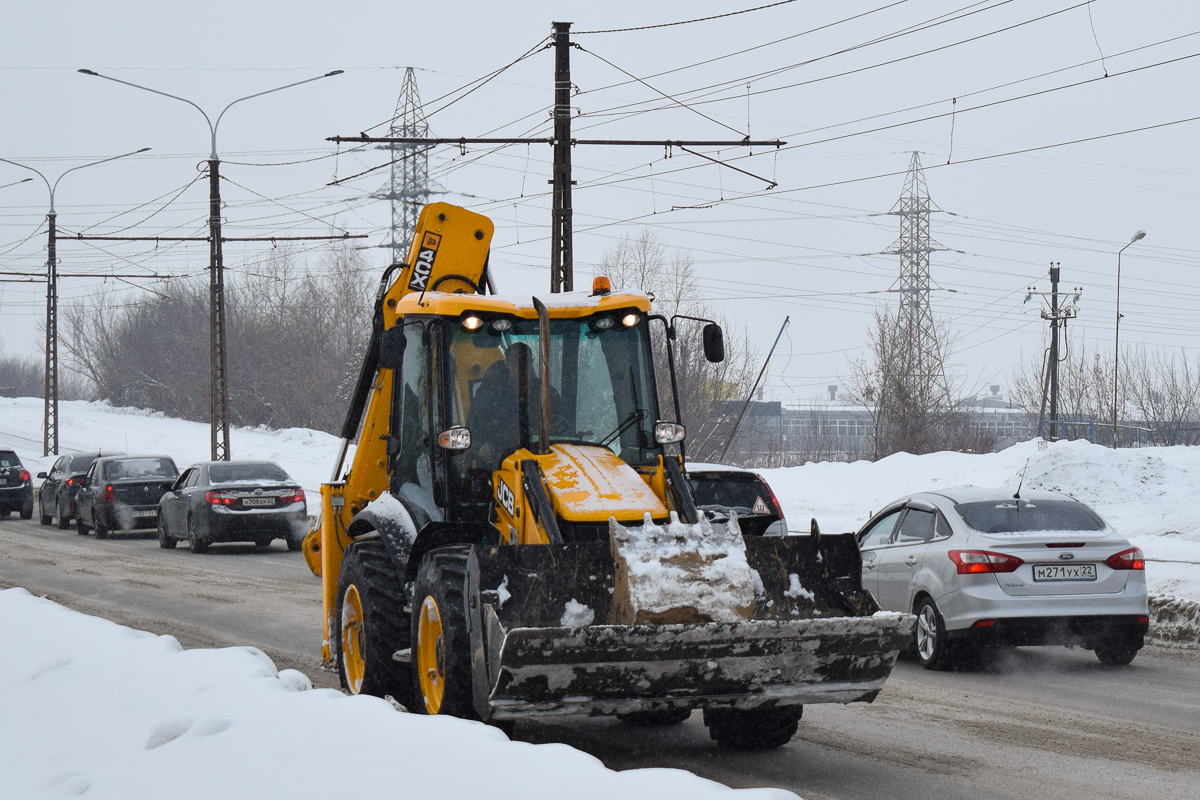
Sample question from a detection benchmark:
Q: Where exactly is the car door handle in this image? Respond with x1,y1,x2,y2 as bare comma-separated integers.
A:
905,555,917,566
863,558,876,571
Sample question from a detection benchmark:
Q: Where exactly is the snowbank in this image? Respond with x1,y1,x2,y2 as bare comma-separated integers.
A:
760,438,1200,643
0,397,342,500
0,588,796,800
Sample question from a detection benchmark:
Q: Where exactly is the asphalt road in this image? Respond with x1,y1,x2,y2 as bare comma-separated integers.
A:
2,516,1197,800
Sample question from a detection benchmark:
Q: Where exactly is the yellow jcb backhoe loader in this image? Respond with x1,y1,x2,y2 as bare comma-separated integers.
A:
303,202,913,749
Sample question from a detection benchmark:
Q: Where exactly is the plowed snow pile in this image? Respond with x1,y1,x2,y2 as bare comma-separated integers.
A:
761,438,1200,644
0,588,796,800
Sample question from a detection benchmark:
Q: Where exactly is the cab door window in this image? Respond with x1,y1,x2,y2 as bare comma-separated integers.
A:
391,323,440,525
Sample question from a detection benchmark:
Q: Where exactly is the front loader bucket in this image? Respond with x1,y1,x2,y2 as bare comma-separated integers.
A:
465,532,915,720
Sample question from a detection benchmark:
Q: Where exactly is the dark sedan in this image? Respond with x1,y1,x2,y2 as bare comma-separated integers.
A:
157,460,307,553
37,452,106,529
0,449,34,520
74,455,179,539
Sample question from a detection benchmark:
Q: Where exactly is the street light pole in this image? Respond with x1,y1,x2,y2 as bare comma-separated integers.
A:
78,69,343,460
0,149,150,456
1113,229,1146,447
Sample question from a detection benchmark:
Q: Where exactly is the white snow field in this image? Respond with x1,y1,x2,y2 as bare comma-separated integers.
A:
0,588,797,800
761,438,1200,643
0,396,341,500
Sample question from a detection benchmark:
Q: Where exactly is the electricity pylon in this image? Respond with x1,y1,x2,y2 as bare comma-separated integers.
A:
376,68,431,264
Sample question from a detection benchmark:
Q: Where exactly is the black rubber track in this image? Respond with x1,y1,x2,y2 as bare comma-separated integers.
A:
336,540,413,706
704,707,803,750
411,545,477,719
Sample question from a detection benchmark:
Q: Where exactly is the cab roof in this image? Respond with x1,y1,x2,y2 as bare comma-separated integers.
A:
394,289,652,319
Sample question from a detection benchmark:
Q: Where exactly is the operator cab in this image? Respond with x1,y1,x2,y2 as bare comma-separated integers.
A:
386,292,662,535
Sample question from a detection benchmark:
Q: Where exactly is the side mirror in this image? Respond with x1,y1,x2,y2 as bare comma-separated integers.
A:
380,325,406,370
37,472,47,479
437,426,471,451
702,323,725,363
654,421,686,444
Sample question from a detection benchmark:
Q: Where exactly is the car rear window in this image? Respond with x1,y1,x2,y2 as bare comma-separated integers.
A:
106,458,177,480
209,463,290,484
687,472,772,513
0,451,20,468
954,500,1105,533
69,455,97,473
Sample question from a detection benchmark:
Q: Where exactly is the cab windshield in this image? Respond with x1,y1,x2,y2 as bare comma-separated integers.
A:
449,313,659,467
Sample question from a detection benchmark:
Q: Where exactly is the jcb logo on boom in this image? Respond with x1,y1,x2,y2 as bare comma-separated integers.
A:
407,232,442,291
496,479,516,517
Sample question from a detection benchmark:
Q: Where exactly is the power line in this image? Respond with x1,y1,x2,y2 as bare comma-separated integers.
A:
574,0,803,35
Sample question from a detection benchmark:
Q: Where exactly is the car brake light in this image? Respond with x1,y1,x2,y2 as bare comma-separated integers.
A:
757,476,786,521
279,490,305,504
1106,547,1145,571
948,550,1024,574
102,484,115,503
19,469,30,483
67,477,77,487
206,491,237,506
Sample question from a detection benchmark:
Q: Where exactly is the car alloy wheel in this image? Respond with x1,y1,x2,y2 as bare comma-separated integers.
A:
916,603,939,662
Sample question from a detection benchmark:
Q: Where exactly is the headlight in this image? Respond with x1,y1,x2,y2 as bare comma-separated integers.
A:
621,313,640,328
462,316,484,331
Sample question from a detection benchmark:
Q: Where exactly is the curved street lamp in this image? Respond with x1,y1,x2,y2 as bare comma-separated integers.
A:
0,148,151,456
77,69,343,460
1113,229,1146,447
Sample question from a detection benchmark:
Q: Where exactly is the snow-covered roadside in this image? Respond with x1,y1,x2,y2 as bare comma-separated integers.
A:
0,588,796,800
0,397,341,499
760,438,1200,645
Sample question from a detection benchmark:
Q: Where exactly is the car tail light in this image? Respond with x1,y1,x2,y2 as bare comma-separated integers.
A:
66,477,77,487
206,491,237,506
948,550,1024,574
1106,547,1145,571
102,484,115,503
279,490,305,504
19,469,30,483
758,476,786,521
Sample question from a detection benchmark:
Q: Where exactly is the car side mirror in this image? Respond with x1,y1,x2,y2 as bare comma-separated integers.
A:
37,472,47,479
380,325,406,370
703,323,725,363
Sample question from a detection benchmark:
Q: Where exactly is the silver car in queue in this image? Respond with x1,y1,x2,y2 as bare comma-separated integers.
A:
856,488,1149,669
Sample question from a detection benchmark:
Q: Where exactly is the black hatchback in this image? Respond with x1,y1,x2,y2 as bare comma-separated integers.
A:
685,463,789,537
0,449,34,520
157,460,307,553
37,452,106,528
74,455,179,538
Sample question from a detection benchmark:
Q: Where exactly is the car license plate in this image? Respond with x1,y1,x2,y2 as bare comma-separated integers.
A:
1033,563,1097,581
241,497,275,508
133,509,157,518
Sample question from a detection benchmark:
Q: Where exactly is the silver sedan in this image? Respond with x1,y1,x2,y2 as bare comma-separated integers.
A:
856,488,1149,669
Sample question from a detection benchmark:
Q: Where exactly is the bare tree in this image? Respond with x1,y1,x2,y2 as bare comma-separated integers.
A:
61,243,376,433
1011,340,1200,446
845,306,986,458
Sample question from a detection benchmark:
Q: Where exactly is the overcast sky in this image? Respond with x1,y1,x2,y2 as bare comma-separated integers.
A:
3,0,1198,404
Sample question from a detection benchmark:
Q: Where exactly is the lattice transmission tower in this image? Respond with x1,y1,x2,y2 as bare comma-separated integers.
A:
376,68,431,264
885,151,952,402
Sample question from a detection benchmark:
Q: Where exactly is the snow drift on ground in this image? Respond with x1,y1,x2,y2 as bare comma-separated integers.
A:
0,397,342,500
0,588,796,800
760,438,1200,643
